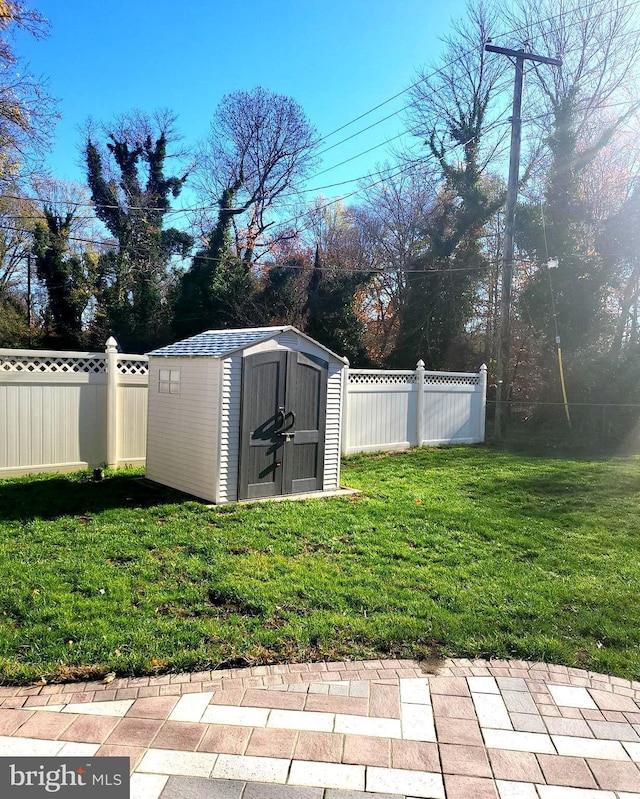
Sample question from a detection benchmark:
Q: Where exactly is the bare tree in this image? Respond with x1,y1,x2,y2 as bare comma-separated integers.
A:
355,166,437,361
0,1,57,184
195,87,319,265
0,193,38,297
503,0,640,194
406,0,510,177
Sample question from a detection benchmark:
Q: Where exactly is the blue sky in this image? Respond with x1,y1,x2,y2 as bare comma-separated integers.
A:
16,0,469,205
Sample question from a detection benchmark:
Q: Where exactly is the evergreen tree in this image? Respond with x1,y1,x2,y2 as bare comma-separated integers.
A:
32,207,92,348
259,260,308,328
304,247,370,365
601,183,640,359
389,154,502,369
85,113,192,351
516,100,611,358
173,182,258,338
391,3,504,369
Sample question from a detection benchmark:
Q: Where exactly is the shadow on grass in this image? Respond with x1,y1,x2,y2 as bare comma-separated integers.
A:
486,417,640,460
357,444,640,524
472,453,640,526
0,473,191,522
489,467,640,504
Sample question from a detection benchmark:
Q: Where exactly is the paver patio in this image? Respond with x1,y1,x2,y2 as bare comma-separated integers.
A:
0,658,638,798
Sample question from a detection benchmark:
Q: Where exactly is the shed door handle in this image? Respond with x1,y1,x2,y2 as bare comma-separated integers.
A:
277,411,296,436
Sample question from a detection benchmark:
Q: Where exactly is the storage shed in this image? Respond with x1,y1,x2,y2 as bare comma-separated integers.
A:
146,327,348,503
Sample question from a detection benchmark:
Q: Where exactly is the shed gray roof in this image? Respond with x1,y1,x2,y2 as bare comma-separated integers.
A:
148,326,348,363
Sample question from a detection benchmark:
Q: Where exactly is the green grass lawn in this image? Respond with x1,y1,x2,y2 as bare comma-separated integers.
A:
0,447,639,684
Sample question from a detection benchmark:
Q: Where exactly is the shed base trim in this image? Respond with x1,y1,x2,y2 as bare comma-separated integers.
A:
205,487,360,507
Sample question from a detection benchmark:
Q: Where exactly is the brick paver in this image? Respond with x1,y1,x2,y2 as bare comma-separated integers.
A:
587,758,640,791
58,714,120,744
104,716,164,747
0,657,638,798
342,735,390,767
434,716,484,746
487,748,544,783
13,709,76,739
439,743,491,778
431,695,477,720
368,683,400,718
536,753,598,789
391,739,439,772
152,720,206,751
246,727,297,759
0,708,34,735
95,743,145,773
198,724,251,755
294,731,343,763
444,774,498,799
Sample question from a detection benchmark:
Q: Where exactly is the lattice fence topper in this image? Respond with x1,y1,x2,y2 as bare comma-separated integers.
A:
349,372,417,385
117,358,149,376
424,373,481,386
349,370,481,387
0,355,105,374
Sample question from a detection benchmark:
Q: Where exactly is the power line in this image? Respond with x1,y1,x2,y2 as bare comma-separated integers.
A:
1,0,637,247
266,0,640,186
0,88,521,232
313,0,637,141
4,5,639,219
312,0,640,147
0,108,516,279
3,0,633,223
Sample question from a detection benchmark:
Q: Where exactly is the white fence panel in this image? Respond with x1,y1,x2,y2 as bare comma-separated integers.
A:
346,371,417,453
344,363,486,455
0,340,148,477
0,344,486,477
422,372,485,445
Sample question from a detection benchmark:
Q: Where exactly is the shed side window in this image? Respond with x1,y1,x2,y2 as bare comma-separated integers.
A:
159,368,181,395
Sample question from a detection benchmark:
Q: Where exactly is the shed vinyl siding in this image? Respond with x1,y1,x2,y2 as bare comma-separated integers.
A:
323,362,343,490
146,357,219,501
217,355,242,503
246,331,339,365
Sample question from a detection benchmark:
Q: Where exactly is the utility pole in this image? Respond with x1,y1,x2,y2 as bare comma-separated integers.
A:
485,44,561,441
26,252,32,347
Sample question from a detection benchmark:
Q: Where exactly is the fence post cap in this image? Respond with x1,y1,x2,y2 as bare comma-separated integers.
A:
480,363,487,373
416,359,425,369
105,337,119,352
343,357,350,367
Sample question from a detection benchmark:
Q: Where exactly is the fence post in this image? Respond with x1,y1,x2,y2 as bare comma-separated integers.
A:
340,359,350,456
479,363,487,443
415,359,425,447
105,337,119,468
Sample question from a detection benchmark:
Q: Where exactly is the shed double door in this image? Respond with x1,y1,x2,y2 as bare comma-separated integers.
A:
239,350,328,500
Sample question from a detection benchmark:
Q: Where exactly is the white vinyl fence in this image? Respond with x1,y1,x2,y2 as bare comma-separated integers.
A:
341,360,487,455
0,346,486,477
0,338,148,477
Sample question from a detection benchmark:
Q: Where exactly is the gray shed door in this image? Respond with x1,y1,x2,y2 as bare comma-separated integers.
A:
239,350,328,500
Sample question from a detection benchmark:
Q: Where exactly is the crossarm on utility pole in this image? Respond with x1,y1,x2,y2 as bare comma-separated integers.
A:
485,44,562,67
